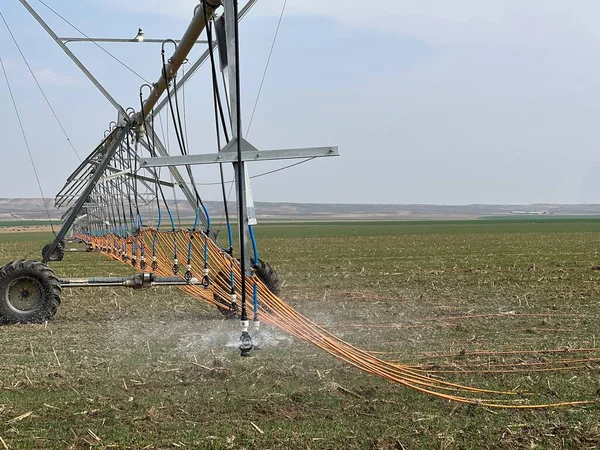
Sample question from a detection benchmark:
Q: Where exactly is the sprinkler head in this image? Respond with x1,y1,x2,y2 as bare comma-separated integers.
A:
239,331,253,357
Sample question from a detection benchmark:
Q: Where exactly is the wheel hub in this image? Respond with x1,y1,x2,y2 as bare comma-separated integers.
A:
7,277,43,312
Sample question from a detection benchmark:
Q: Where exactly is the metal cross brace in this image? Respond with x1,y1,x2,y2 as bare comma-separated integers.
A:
139,138,339,167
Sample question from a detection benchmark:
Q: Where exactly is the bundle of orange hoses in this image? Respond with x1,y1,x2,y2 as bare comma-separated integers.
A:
84,229,593,408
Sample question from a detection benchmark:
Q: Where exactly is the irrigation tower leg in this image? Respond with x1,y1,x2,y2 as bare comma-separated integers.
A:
42,126,131,264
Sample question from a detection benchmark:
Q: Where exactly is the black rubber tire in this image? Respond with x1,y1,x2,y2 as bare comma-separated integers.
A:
215,258,281,318
0,260,61,325
253,258,281,296
42,242,65,262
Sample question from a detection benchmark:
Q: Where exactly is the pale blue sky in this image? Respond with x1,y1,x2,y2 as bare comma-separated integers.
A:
2,1,600,204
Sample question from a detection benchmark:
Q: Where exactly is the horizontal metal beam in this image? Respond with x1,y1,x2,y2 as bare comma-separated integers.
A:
64,247,96,253
140,145,339,168
60,37,209,44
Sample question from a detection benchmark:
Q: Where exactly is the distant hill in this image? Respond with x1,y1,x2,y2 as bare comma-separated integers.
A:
1,198,600,222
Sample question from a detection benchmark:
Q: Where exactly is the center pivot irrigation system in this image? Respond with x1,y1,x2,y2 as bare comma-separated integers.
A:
3,1,596,408
4,0,338,356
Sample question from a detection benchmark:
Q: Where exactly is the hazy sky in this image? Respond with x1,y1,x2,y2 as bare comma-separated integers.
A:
2,0,600,205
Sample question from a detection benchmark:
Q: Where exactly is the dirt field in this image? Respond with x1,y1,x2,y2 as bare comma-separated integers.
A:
0,221,599,449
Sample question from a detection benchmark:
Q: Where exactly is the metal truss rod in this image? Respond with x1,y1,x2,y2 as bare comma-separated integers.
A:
18,0,126,116
60,37,209,44
43,125,132,264
143,125,213,237
99,169,175,187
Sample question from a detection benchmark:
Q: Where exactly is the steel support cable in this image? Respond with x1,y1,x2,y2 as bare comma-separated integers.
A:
36,0,150,83
0,11,81,161
85,229,594,408
245,0,288,139
187,157,317,186
1,56,56,234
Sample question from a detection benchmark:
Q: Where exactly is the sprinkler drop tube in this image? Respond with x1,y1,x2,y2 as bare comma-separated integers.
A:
252,280,260,331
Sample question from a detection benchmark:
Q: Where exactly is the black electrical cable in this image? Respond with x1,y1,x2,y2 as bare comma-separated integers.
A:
161,49,208,231
203,5,232,241
202,10,231,143
172,74,204,228
140,97,175,229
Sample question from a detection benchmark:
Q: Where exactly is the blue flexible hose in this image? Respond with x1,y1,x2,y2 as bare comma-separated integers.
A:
249,224,258,264
253,281,259,317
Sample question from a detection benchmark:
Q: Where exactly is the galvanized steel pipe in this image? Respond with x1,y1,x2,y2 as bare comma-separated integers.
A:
135,0,222,124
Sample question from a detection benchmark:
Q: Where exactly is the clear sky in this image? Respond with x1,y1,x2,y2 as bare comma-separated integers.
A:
2,0,600,205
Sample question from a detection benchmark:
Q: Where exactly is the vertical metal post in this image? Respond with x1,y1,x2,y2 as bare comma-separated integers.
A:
224,0,252,279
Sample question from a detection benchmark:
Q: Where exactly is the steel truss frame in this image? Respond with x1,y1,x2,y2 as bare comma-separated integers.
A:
19,0,338,292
